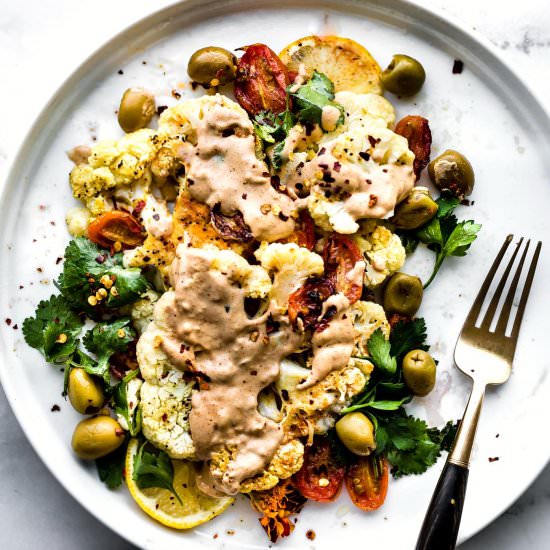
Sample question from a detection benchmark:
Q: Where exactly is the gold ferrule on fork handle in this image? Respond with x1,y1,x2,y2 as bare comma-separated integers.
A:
448,380,486,469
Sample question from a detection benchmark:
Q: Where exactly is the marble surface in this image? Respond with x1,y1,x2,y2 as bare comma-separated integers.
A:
1,0,549,548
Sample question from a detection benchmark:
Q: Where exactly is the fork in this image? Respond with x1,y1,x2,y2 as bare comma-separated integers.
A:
415,234,542,550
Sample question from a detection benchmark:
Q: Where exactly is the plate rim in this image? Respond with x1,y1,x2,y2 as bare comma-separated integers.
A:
1,0,549,548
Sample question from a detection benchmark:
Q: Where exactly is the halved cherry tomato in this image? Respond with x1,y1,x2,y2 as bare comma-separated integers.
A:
287,277,335,331
293,437,345,502
234,44,291,115
323,234,363,304
87,211,145,249
345,455,389,511
283,210,316,251
210,204,253,243
394,115,432,179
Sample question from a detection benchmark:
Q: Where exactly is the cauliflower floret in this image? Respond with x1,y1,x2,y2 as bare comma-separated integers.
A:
209,246,272,299
65,206,91,237
255,242,324,313
129,289,160,334
158,94,248,141
239,440,305,493
69,129,164,215
308,188,358,234
275,360,368,439
136,323,179,384
350,300,390,356
356,220,406,287
140,376,196,460
116,376,143,431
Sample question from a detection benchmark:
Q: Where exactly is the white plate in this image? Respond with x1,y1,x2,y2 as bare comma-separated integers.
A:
1,1,549,548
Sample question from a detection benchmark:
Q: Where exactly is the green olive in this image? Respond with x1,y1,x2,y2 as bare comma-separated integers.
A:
428,149,475,198
381,54,426,97
68,368,105,414
187,46,237,86
71,416,125,460
391,187,438,230
335,412,376,456
117,87,156,133
402,349,436,396
383,272,423,316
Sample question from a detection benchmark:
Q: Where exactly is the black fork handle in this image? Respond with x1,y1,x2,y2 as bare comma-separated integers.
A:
415,461,469,550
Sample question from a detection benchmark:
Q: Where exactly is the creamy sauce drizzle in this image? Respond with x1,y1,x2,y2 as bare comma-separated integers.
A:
67,145,92,165
321,105,342,132
299,293,354,389
287,139,415,221
156,245,301,495
177,97,296,242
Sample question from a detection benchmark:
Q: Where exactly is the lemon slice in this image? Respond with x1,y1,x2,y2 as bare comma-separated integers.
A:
279,35,383,94
125,438,234,529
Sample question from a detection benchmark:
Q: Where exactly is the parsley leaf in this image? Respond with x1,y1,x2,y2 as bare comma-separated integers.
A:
367,328,396,376
376,413,452,477
390,318,428,360
133,440,182,504
417,198,481,288
22,295,83,363
56,237,148,312
83,318,135,382
96,438,128,489
114,369,142,436
289,71,344,130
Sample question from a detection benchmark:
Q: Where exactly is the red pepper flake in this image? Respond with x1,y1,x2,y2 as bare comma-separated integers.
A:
18,285,24,289
37,267,43,273
156,105,167,116
118,69,124,75
368,194,378,208
306,529,316,541
5,318,12,326
226,530,235,536
171,89,182,99
213,534,219,539
333,161,341,172
51,404,60,412
12,324,18,330
359,151,370,161
39,204,47,211
50,221,56,226
495,433,500,438
55,257,63,265
452,59,464,74
488,456,500,463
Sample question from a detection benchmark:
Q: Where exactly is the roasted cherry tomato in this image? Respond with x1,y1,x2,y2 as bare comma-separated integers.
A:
293,437,345,502
234,44,291,115
345,455,389,511
87,211,145,249
323,234,363,304
288,277,335,331
283,210,315,251
210,205,253,242
394,115,432,179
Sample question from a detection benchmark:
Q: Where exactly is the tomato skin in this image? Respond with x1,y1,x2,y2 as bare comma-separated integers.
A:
234,44,291,115
394,115,432,179
345,455,389,511
293,437,345,502
323,234,363,304
87,211,145,249
283,210,316,251
287,277,335,331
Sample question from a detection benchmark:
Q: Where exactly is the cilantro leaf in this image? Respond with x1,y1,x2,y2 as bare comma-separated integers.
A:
96,439,128,489
390,318,429,360
22,295,83,363
417,198,481,288
133,440,182,504
83,318,135,382
367,328,396,376
289,71,344,130
375,413,449,477
114,369,142,436
56,238,148,313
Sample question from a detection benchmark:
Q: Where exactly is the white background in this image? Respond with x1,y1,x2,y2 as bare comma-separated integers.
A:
1,1,549,548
